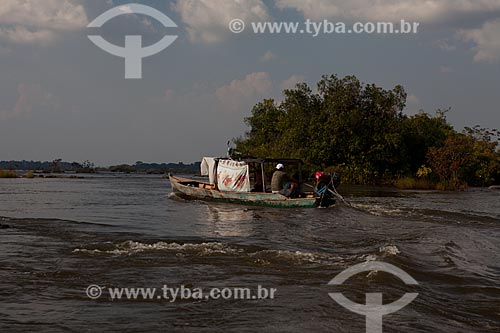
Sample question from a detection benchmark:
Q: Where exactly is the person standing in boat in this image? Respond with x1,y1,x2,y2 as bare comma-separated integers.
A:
271,164,297,197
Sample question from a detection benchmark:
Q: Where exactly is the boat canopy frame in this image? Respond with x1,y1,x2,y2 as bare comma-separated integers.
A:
207,157,303,193
240,158,303,193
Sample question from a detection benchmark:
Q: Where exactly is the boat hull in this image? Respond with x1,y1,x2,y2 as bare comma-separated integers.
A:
169,175,323,208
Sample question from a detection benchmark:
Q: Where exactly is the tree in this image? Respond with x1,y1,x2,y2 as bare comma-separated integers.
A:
427,134,474,188
52,159,62,173
235,73,498,187
235,99,284,158
461,126,500,186
237,74,409,183
400,109,453,174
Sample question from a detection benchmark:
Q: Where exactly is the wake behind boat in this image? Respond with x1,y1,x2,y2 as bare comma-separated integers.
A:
169,157,342,208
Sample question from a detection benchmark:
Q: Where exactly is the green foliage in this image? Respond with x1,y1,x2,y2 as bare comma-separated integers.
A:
108,164,139,173
394,177,435,190
427,134,473,184
236,73,500,187
426,129,500,187
79,160,96,173
416,165,432,178
0,170,17,178
400,109,453,174
461,126,500,186
436,180,465,191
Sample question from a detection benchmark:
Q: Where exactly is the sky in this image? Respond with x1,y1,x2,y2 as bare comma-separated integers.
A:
0,0,499,166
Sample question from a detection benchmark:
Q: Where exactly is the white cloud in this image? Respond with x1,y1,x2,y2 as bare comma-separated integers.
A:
404,94,422,116
276,0,500,23
407,94,420,105
459,19,500,63
260,50,277,62
0,83,59,119
280,74,305,90
173,0,270,43
155,74,273,116
216,72,273,111
276,0,341,20
435,39,457,52
0,0,88,44
0,0,87,29
0,25,56,44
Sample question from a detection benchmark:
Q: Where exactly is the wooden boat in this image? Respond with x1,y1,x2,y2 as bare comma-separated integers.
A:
169,157,342,208
169,175,323,208
489,185,500,190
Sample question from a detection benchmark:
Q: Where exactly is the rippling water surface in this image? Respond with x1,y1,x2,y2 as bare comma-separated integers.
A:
1,174,499,332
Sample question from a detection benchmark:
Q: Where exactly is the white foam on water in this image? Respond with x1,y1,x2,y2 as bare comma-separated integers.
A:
73,241,346,266
73,240,240,256
250,249,345,265
379,245,401,256
352,203,403,216
360,254,378,262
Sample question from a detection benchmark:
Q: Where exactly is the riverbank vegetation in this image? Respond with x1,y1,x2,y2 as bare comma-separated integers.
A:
0,170,17,178
0,161,200,175
235,74,500,189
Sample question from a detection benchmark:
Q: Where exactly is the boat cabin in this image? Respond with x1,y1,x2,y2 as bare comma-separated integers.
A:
200,157,303,193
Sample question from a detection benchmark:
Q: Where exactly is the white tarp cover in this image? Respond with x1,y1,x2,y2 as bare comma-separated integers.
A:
200,157,217,185
216,159,250,192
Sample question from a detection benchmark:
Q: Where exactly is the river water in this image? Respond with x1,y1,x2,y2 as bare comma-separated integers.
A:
0,174,499,332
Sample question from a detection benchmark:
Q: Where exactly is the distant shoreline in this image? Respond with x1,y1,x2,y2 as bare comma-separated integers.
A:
0,170,196,179
0,160,200,175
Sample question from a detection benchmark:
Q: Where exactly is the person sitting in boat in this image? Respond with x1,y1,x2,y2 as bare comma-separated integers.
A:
271,164,297,197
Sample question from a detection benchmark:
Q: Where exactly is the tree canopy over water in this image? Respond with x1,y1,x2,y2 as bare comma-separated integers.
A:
235,74,500,187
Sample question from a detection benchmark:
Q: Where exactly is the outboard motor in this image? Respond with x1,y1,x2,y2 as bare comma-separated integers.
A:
314,171,341,207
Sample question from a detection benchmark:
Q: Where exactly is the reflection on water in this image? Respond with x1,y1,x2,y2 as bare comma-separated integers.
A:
205,204,255,237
